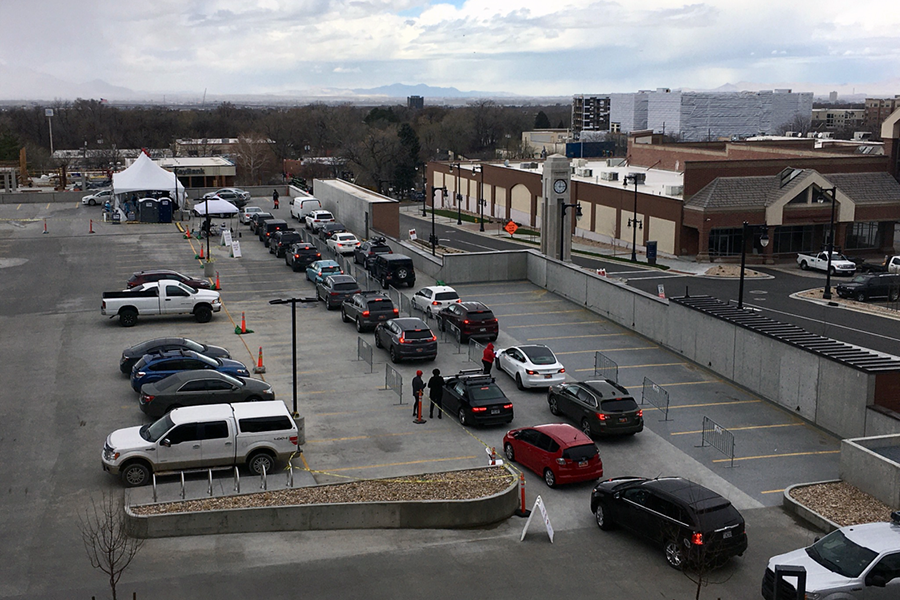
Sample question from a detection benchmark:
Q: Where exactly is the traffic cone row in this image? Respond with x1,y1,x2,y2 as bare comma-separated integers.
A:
253,346,266,374
195,245,204,260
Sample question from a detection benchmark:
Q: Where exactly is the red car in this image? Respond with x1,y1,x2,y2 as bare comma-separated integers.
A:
503,423,603,487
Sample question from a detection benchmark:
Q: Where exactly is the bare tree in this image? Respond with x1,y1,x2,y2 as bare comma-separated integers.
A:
79,491,144,600
233,133,277,185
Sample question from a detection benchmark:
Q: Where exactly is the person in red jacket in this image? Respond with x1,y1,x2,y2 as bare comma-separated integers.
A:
482,342,495,374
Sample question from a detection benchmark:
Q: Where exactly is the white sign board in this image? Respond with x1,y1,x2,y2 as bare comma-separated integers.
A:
657,284,665,299
221,230,233,247
231,240,242,258
409,229,417,241
520,495,554,543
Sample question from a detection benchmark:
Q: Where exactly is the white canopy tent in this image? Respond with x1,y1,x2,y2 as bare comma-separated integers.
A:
191,197,239,217
112,152,186,207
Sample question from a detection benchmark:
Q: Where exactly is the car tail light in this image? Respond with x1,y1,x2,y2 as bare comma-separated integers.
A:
463,320,469,324
362,310,370,317
399,335,408,344
490,318,498,323
330,292,339,296
290,436,298,445
392,308,399,315
432,301,440,306
471,407,487,412
596,412,608,421
556,458,567,465
430,334,437,342
294,254,299,259
503,403,513,409
691,532,703,546
456,299,461,303
526,369,536,375
558,368,565,373
316,253,321,258
101,300,106,309
142,394,154,403
637,409,643,417
137,371,146,378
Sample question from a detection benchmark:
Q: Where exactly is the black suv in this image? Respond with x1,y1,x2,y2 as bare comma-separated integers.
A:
437,301,499,343
371,253,416,288
374,317,436,363
258,218,289,246
341,291,398,332
318,222,347,241
441,368,513,427
354,237,392,269
269,230,302,258
590,477,748,570
248,212,273,234
548,379,643,437
285,242,321,271
836,273,900,302
315,274,361,310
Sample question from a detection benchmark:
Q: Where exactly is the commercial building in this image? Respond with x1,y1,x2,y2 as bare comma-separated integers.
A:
407,96,424,110
155,157,236,189
865,96,900,136
571,95,610,133
811,108,865,132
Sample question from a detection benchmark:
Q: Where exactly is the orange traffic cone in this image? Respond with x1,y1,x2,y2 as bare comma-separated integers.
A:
89,219,95,234
42,219,48,234
214,271,221,290
241,311,246,333
253,346,266,374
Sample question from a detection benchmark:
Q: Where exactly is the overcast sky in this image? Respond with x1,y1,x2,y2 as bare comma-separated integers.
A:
1,0,898,99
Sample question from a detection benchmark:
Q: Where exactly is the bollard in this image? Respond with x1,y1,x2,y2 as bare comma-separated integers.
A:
514,472,531,517
42,219,48,234
413,390,426,424
89,219,95,234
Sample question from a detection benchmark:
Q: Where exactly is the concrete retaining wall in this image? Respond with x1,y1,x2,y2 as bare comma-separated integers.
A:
840,435,900,509
312,179,400,240
125,466,519,538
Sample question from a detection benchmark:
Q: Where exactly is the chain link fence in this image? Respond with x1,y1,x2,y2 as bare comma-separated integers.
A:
593,352,618,383
700,416,735,467
641,377,671,421
357,336,373,373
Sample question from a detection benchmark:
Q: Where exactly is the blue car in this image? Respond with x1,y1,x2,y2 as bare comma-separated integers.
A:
130,349,250,392
305,259,342,284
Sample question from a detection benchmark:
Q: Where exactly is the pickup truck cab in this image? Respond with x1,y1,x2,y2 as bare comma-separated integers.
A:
101,279,221,327
101,401,299,487
797,251,857,275
856,255,900,274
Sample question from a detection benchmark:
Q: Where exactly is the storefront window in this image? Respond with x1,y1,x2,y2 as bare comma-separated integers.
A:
845,222,879,249
708,228,742,257
772,225,815,254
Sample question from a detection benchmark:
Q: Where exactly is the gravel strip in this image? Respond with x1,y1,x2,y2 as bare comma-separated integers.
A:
131,467,515,515
789,481,893,527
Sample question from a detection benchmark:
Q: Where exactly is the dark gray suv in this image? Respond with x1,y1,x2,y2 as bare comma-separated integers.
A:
836,273,900,302
371,253,416,288
374,317,437,363
341,292,398,332
316,274,361,310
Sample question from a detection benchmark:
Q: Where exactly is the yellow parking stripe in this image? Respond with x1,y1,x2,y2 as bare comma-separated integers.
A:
670,423,804,436
712,450,839,463
642,399,760,410
327,456,478,472
761,489,785,494
490,300,565,307
619,362,687,369
528,333,628,341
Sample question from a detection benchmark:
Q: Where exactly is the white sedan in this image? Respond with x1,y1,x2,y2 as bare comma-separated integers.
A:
240,206,263,224
410,285,460,317
82,189,112,206
495,345,566,390
327,232,360,255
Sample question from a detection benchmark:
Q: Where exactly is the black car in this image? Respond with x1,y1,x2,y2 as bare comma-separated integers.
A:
548,380,643,437
374,317,437,363
269,230,302,258
126,269,211,291
119,337,230,374
590,477,748,570
138,371,274,418
316,274,361,310
354,237,393,269
285,242,321,271
371,253,416,288
318,222,347,241
835,273,900,302
248,212,273,234
258,218,289,246
437,301,499,343
441,369,513,427
341,291,398,332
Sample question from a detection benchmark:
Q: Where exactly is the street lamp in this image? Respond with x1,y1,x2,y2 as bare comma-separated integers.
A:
560,201,583,260
269,297,317,418
817,187,838,300
623,174,642,262
737,222,770,310
473,164,486,232
448,162,462,225
430,185,447,256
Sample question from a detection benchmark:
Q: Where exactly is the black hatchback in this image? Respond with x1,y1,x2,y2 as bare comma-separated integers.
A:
548,379,643,437
590,477,747,570
285,242,321,271
374,317,437,363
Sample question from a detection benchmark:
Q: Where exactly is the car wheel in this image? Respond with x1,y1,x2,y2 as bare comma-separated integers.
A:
594,502,614,530
457,408,467,426
88,199,96,206
121,461,151,487
548,396,560,415
543,468,556,488
247,451,275,476
396,268,408,280
504,443,515,462
581,419,593,438
356,318,364,333
389,346,399,363
195,306,212,323
119,309,138,327
890,290,899,302
856,292,867,302
799,260,808,270
341,308,350,323
374,333,383,348
515,373,525,390
664,540,686,570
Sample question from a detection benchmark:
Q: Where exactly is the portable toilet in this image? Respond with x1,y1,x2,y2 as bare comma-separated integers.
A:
158,197,172,223
139,198,159,223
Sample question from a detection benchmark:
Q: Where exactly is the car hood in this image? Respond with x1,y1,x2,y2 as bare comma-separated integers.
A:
766,548,857,592
242,378,273,393
193,289,221,302
107,426,151,452
220,358,249,371
831,260,856,268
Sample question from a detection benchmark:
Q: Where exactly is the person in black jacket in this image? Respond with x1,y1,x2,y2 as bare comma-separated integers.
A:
428,368,443,419
272,189,280,209
411,370,425,418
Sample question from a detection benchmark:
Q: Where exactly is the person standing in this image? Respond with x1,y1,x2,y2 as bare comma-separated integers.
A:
272,189,280,209
482,342,495,374
411,370,426,418
428,368,444,419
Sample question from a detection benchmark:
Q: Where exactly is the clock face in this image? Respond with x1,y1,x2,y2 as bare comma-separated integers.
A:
553,179,568,194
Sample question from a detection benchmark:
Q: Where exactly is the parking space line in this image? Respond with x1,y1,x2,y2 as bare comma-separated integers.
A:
508,321,605,328
619,362,688,369
761,489,785,495
625,380,719,389
527,333,627,341
307,431,420,444
316,405,409,416
496,309,585,317
670,423,804,436
712,450,840,463
327,456,478,472
490,300,567,307
642,399,760,410
558,346,658,355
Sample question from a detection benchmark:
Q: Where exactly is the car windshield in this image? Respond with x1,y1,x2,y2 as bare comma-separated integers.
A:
522,346,556,365
469,384,506,403
435,292,459,301
141,414,174,442
600,398,638,412
562,444,598,461
850,275,869,283
806,530,878,579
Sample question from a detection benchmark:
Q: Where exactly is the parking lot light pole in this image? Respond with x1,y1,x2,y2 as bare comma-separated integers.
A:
818,187,838,300
422,181,428,217
269,297,317,417
473,164,485,232
623,174,642,262
738,222,769,310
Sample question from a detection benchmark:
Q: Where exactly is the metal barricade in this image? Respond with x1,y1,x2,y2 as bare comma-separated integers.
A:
383,363,403,404
468,339,487,366
593,352,618,383
700,416,735,467
357,336,374,373
641,377,671,421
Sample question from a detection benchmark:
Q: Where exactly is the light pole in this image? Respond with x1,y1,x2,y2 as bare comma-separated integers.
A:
738,222,769,310
623,174,642,262
818,187,838,300
269,297,317,418
560,201,583,260
448,162,462,225
421,176,428,217
431,186,446,256
473,164,485,232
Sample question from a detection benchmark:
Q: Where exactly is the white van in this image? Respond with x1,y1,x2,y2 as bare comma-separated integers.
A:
290,197,322,221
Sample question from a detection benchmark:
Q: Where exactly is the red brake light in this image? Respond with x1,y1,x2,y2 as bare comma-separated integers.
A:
597,413,608,421
316,253,321,257
526,370,536,375
330,292,338,296
471,407,487,412
691,532,703,546
432,301,439,305
637,409,643,417
430,335,437,342
290,436,298,446
399,336,407,344
558,368,565,373
463,320,469,324
142,394,154,403
392,308,399,315
362,310,370,317
503,403,513,409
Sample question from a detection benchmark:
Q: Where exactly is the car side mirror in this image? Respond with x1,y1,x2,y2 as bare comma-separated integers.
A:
160,439,171,447
865,573,887,588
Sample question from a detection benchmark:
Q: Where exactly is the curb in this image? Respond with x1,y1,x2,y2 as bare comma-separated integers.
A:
782,480,841,533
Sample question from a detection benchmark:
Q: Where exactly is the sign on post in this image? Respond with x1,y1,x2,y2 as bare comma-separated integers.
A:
409,229,417,241
504,220,518,236
520,495,554,543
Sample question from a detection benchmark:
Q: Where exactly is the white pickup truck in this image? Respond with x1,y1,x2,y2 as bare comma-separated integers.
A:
796,251,857,275
101,401,299,487
101,279,221,327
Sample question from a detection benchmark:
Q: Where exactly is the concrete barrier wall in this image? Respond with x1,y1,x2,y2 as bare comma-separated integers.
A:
312,179,399,241
125,467,519,538
866,407,900,436
0,190,85,204
817,363,872,439
840,435,900,509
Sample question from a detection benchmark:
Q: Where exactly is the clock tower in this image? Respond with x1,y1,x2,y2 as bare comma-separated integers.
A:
540,154,573,260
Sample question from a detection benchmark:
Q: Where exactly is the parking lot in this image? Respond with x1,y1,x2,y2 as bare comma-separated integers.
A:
0,199,837,599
